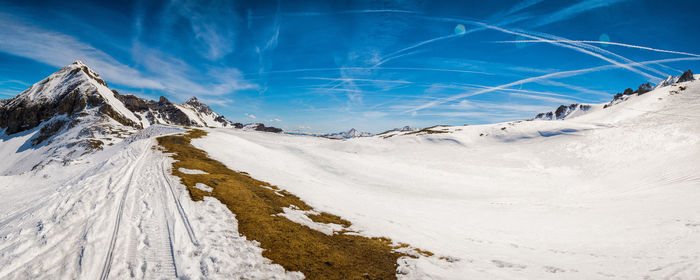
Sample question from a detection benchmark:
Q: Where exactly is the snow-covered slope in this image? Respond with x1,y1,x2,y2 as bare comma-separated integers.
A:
0,127,301,279
190,76,700,279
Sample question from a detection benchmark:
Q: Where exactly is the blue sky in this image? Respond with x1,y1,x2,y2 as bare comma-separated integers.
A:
1,0,699,133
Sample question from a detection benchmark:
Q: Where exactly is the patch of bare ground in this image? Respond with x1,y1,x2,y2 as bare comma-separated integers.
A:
157,129,429,280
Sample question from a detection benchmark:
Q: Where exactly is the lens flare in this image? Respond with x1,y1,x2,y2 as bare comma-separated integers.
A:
599,33,610,47
454,24,466,35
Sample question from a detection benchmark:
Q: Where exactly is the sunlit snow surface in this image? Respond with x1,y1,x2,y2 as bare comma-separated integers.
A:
192,80,700,279
0,79,699,279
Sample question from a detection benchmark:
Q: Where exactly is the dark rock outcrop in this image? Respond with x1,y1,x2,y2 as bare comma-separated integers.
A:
250,123,283,133
114,92,149,112
636,83,653,95
535,103,591,120
98,103,141,128
155,96,199,127
185,97,213,115
0,82,96,134
678,69,695,83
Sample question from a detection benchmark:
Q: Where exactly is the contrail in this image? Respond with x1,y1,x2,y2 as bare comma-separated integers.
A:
494,39,700,57
300,77,413,84
458,83,586,100
251,9,421,19
373,34,462,67
406,57,700,112
412,15,662,80
372,15,533,68
535,80,610,97
504,0,545,15
469,22,661,80
513,30,669,78
533,0,631,28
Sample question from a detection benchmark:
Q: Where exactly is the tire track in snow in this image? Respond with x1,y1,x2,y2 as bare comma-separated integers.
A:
99,147,148,280
140,160,178,279
161,160,199,246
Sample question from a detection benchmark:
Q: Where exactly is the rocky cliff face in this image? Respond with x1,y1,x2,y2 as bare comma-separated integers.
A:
0,62,129,134
112,93,233,128
678,69,695,83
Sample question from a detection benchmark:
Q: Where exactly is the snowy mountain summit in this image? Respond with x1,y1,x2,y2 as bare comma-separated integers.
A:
0,61,234,133
0,61,274,173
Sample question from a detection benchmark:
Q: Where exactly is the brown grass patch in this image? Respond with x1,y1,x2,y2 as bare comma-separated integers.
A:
157,129,410,280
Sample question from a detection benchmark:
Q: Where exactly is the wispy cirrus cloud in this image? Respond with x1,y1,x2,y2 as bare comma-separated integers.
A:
166,0,240,61
130,43,257,99
0,13,164,90
0,13,257,102
533,0,630,27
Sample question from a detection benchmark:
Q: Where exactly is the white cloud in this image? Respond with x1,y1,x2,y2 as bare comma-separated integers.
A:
0,14,163,90
246,113,256,119
168,0,239,60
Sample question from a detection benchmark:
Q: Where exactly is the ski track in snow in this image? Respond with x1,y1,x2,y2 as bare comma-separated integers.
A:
0,134,297,279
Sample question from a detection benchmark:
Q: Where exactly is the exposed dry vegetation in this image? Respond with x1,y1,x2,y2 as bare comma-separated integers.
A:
157,129,419,280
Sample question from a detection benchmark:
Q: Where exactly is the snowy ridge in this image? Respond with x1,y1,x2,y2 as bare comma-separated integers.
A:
322,128,373,139
534,103,596,120
534,69,696,121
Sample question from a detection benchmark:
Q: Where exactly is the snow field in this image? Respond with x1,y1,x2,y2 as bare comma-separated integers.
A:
191,80,700,279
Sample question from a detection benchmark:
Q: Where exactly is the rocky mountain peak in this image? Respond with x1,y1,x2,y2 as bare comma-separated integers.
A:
322,128,372,139
185,97,200,105
184,96,214,115
678,69,695,83
0,61,130,134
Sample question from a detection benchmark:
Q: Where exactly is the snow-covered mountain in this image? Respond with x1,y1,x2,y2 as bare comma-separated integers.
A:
0,61,285,172
322,128,372,139
0,61,235,132
534,69,696,121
